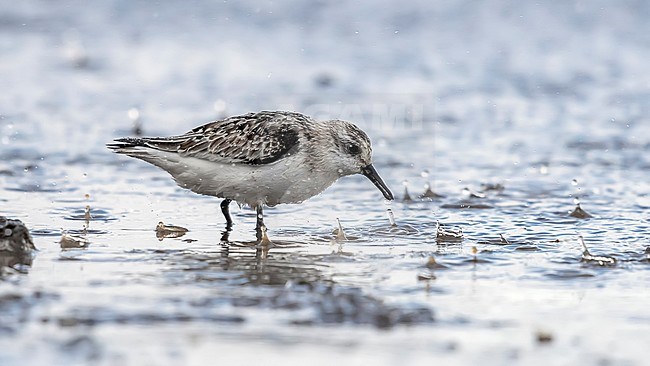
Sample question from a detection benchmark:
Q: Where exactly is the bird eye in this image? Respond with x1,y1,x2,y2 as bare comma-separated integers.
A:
347,143,361,155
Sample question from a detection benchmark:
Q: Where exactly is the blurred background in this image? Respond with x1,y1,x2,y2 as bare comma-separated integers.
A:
1,1,649,365
2,0,648,150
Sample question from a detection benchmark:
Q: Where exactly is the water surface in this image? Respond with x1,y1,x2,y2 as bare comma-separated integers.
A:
1,1,649,365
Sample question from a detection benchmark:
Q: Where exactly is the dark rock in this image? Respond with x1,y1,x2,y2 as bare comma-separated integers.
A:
0,216,36,255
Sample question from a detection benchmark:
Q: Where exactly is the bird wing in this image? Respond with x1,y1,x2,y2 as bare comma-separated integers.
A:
111,111,309,165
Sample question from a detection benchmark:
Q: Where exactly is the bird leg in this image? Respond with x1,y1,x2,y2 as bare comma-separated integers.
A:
220,199,233,230
255,205,265,242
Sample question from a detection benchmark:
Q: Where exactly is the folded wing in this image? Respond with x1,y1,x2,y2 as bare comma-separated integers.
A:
108,111,308,165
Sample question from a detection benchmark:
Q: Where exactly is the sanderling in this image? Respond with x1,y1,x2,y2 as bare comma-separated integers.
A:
108,110,394,240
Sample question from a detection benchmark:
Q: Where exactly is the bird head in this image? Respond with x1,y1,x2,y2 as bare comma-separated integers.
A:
327,120,394,200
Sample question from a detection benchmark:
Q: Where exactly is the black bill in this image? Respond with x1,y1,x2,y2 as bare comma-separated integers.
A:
361,164,394,200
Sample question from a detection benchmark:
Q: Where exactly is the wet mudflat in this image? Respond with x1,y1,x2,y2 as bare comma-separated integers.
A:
1,1,649,365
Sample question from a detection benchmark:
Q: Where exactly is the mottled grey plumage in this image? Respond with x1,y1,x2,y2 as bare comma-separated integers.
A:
113,111,308,165
108,110,393,239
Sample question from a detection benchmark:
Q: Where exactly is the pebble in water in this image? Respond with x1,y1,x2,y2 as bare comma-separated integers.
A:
569,203,593,219
59,233,90,249
155,222,188,240
0,216,36,255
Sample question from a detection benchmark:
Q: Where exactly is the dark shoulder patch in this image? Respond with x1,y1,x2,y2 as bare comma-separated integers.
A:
248,124,300,165
143,111,309,165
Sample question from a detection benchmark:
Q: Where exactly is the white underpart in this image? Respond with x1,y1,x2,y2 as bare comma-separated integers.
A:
129,147,341,207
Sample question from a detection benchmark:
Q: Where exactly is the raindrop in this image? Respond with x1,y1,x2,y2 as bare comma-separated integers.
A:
127,107,140,121
128,107,143,136
62,30,89,69
539,165,548,174
214,99,227,117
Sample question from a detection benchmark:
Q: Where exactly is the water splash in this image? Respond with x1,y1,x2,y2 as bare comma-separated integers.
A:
578,235,616,266
386,209,397,227
435,221,463,242
334,218,347,241
402,180,413,202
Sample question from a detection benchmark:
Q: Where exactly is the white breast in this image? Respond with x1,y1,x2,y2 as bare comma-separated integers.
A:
152,151,340,207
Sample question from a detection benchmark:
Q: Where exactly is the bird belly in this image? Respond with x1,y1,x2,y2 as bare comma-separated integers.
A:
167,155,333,207
278,169,339,205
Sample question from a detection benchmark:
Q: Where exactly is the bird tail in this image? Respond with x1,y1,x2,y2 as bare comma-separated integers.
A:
106,137,150,156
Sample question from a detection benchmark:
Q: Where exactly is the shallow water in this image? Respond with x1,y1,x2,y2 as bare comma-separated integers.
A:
1,1,649,365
